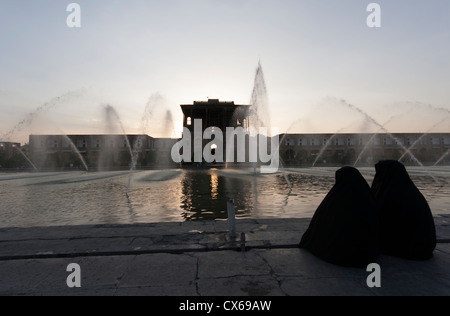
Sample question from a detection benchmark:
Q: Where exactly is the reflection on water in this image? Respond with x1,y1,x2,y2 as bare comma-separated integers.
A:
0,167,448,227
210,172,219,200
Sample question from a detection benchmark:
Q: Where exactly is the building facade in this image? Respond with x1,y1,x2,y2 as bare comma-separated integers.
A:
28,134,177,170
25,132,450,169
279,133,450,166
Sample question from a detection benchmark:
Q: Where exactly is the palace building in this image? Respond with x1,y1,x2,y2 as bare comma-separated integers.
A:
180,99,251,163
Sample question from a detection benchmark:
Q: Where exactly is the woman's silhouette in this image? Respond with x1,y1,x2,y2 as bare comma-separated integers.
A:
371,160,436,260
299,166,380,267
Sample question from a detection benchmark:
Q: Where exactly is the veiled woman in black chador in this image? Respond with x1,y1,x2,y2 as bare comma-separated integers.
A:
299,166,379,267
371,160,436,260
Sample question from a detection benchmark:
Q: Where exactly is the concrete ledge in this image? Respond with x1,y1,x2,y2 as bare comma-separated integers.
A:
0,218,307,260
1,217,449,260
0,217,449,296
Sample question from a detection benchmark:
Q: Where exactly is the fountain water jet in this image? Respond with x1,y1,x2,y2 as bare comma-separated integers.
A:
104,105,133,157
1,90,90,172
130,94,162,171
1,89,85,142
337,99,441,185
61,135,89,171
162,109,182,169
399,116,450,162
434,149,450,166
13,145,38,171
134,94,178,169
121,94,177,198
353,111,411,166
249,62,291,187
249,60,271,134
103,105,134,197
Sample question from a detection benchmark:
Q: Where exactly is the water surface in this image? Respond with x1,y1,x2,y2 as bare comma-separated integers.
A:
0,167,448,228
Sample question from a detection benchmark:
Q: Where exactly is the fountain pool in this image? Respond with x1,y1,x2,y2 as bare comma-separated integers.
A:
0,166,448,228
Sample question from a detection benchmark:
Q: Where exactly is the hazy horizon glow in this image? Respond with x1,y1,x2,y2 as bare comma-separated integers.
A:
1,0,450,144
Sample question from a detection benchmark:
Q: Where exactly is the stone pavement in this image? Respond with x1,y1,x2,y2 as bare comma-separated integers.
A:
0,216,449,296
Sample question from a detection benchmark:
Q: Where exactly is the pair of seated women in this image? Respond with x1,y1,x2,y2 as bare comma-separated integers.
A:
299,160,437,267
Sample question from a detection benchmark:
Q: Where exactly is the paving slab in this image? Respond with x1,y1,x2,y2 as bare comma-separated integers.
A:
0,218,449,296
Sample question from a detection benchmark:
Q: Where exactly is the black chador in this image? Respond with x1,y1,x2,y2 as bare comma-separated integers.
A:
371,160,436,260
299,167,379,267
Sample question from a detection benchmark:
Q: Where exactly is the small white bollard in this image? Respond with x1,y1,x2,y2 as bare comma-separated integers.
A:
227,199,236,238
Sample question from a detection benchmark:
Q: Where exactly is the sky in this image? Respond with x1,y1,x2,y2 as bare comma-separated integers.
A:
1,0,450,143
